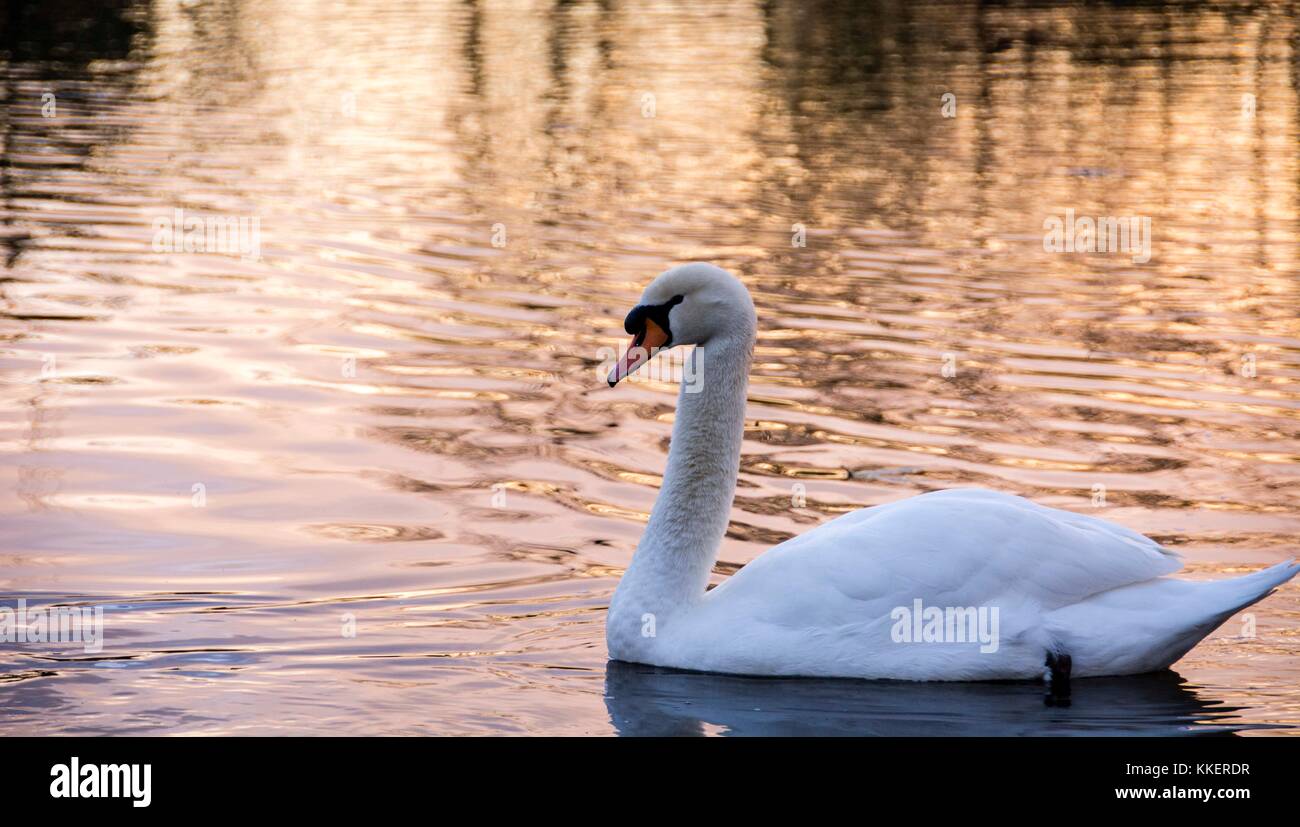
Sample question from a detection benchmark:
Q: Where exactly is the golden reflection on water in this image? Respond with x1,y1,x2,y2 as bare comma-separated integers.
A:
1,0,1298,735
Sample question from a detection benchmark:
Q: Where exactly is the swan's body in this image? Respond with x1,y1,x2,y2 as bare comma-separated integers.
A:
605,263,1298,682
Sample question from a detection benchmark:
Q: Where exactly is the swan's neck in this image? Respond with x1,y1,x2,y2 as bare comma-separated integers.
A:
610,331,753,633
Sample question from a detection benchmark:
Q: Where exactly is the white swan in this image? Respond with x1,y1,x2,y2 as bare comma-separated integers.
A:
605,263,1298,683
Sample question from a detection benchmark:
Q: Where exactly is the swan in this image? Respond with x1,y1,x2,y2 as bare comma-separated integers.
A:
604,262,1298,686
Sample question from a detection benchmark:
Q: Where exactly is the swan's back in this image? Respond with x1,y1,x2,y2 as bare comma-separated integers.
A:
714,488,1182,615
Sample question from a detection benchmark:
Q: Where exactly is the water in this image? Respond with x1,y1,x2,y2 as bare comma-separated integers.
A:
1,0,1298,736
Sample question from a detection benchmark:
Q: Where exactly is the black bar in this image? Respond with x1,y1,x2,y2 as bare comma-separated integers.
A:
9,737,1289,813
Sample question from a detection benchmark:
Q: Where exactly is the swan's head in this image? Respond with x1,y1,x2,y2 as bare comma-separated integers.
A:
607,263,756,386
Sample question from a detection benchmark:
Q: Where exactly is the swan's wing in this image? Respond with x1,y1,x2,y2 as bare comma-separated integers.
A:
713,488,1181,616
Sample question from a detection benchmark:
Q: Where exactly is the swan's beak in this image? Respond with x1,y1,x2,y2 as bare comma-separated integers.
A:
608,318,669,386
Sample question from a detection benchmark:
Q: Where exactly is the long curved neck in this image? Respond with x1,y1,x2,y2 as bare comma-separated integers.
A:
616,331,753,615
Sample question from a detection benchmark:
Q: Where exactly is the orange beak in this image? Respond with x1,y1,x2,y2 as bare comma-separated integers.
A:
608,318,670,386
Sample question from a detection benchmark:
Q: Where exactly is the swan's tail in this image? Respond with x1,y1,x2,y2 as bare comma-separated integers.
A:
1047,559,1299,677
1201,559,1300,615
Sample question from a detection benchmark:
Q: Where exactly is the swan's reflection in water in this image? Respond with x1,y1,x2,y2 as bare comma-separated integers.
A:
604,661,1251,737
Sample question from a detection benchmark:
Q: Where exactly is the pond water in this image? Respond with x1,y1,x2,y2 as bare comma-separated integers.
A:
1,0,1298,735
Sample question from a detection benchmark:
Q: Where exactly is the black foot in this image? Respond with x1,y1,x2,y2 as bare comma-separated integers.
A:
1044,651,1072,707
